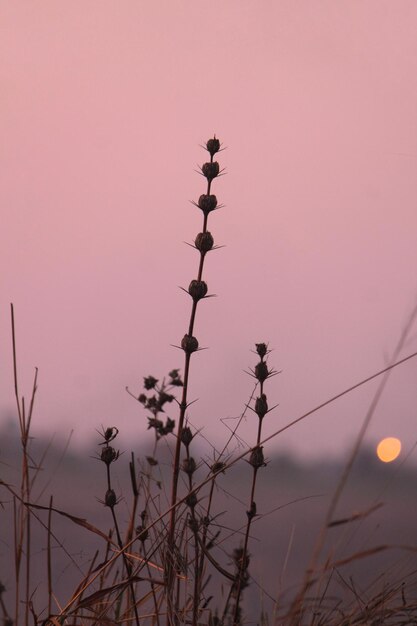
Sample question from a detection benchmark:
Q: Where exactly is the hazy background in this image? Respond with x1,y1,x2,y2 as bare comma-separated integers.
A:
1,1,417,463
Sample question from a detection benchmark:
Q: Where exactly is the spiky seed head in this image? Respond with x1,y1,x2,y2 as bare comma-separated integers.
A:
188,279,208,301
148,417,163,430
198,194,218,214
181,426,193,447
182,457,196,476
143,375,158,390
186,492,198,508
136,524,149,543
158,391,174,406
206,136,220,157
169,369,183,384
195,231,214,252
254,361,269,383
255,394,268,419
103,426,118,442
256,343,268,358
249,446,265,469
181,334,199,354
105,489,117,507
201,162,220,181
211,460,226,474
101,446,118,465
188,516,199,533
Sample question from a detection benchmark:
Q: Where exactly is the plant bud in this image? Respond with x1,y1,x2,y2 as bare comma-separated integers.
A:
254,361,269,383
206,136,220,157
198,194,218,214
249,446,265,469
103,427,118,442
255,343,268,358
143,375,158,390
136,524,149,543
181,426,193,447
101,446,118,465
181,334,199,354
188,279,208,301
201,162,220,182
188,516,199,533
182,457,196,476
105,489,117,507
195,231,214,252
211,461,226,474
255,394,268,419
247,501,257,519
186,492,198,508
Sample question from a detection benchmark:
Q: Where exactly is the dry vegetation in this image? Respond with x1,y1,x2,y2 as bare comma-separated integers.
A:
1,138,417,626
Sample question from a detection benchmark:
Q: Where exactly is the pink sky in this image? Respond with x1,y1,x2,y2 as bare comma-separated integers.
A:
1,1,417,461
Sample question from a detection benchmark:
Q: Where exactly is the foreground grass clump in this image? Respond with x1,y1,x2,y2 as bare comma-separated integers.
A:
1,137,417,626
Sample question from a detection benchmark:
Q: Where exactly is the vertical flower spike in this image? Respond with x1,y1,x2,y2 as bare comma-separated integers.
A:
167,138,224,626
230,344,276,626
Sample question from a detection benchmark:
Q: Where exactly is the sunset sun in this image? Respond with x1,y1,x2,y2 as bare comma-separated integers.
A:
376,437,402,463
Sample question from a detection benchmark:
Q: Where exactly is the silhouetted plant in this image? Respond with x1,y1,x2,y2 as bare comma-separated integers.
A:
2,138,417,626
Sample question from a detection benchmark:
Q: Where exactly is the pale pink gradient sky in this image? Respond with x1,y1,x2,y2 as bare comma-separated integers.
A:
1,2,417,461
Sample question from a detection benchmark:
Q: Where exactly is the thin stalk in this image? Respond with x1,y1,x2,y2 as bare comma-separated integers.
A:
47,496,53,617
231,345,273,626
102,439,140,626
166,138,222,625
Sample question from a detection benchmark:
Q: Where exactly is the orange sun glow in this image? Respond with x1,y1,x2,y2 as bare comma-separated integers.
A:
376,437,402,463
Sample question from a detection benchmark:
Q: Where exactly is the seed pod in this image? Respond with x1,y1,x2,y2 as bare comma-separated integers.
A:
198,194,218,214
255,343,268,358
211,461,226,474
182,457,196,476
181,334,199,354
136,524,149,543
186,492,198,508
249,446,265,469
181,426,193,447
103,427,118,442
255,394,268,419
148,417,163,431
143,375,158,390
247,501,257,519
188,516,199,533
254,361,269,383
201,162,220,181
206,136,220,157
101,446,118,466
105,489,117,507
188,279,208,301
169,369,183,385
158,391,174,406
195,231,214,252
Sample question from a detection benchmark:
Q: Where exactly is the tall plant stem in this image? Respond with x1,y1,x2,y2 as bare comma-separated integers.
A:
166,138,222,626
